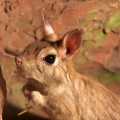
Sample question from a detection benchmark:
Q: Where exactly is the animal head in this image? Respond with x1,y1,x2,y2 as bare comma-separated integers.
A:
15,9,86,85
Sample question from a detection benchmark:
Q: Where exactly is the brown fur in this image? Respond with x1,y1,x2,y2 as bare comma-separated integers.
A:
15,10,120,120
15,39,120,120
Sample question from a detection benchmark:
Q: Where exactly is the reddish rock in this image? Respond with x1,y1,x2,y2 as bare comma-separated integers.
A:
52,0,100,36
88,33,119,70
0,0,120,119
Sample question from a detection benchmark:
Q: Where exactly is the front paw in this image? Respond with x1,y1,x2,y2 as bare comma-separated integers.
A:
29,91,46,108
30,91,42,106
21,84,35,101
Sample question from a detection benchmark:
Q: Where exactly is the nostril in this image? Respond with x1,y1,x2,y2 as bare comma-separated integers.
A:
15,56,22,65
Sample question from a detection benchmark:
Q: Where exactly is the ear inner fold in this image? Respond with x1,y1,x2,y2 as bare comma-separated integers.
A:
62,28,86,57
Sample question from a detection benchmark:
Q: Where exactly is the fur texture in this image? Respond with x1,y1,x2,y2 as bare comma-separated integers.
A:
15,9,120,120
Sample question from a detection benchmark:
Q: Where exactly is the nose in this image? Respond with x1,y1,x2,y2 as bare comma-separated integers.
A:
15,56,22,65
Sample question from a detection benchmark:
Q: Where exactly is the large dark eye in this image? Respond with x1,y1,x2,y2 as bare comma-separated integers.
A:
44,55,56,64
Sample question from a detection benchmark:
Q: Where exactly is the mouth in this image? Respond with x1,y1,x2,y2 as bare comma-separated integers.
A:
15,65,25,77
16,67,31,79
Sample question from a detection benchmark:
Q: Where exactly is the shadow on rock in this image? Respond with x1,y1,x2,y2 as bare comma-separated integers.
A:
3,102,49,120
0,65,7,118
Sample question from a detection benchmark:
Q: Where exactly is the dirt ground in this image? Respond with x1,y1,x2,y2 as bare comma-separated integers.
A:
0,0,120,120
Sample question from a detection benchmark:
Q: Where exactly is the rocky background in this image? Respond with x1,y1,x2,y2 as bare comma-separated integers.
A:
0,0,120,120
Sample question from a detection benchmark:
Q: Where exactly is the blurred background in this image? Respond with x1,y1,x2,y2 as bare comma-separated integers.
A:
0,0,120,119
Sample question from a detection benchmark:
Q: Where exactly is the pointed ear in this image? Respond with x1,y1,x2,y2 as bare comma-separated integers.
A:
42,8,58,42
42,8,54,36
60,28,86,59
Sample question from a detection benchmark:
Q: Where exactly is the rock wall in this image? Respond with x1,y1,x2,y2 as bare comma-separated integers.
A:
0,0,120,119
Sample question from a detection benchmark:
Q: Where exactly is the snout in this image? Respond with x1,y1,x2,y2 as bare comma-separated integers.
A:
15,56,23,65
15,55,26,77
